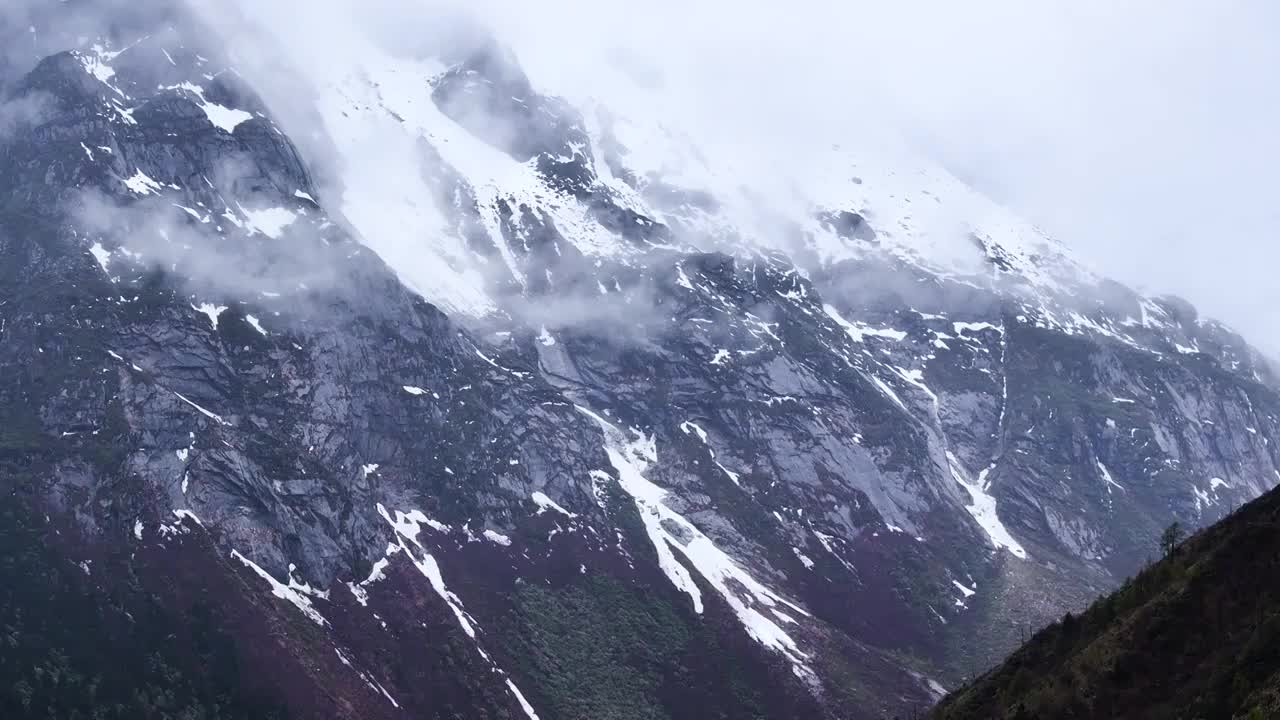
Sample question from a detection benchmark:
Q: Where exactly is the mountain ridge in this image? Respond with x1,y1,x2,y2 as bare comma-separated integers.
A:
0,2,1276,718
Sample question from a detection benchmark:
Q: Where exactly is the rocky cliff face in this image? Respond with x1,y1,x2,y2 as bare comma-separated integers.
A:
2,3,1277,719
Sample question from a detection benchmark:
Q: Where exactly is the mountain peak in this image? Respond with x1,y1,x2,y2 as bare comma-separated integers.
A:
0,3,1273,719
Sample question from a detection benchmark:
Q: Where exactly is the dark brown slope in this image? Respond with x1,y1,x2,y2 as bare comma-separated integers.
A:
929,482,1280,720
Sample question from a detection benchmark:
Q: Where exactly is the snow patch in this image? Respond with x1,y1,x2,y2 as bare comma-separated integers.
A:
483,529,512,546
230,550,329,626
1097,461,1125,493
89,243,112,273
823,304,907,342
953,321,1003,335
680,420,742,485
347,556,392,607
123,170,163,195
531,491,576,517
238,204,297,238
193,302,228,330
506,679,542,720
165,82,253,132
947,454,1027,559
172,391,227,425
244,315,268,335
578,406,814,679
377,505,478,637
374,503,542,718
792,548,815,569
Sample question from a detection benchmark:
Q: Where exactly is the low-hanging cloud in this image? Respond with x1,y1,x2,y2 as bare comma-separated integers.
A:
15,0,1274,350
74,186,351,306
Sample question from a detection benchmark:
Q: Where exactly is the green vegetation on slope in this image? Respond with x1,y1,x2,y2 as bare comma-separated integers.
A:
0,496,289,720
930,483,1280,720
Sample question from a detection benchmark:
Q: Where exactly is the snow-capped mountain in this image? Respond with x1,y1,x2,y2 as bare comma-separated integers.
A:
2,3,1277,719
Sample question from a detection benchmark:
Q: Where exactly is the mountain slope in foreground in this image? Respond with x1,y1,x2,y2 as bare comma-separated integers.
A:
930,483,1280,720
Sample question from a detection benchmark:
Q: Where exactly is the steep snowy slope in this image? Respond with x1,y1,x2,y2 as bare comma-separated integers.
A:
1,2,1278,719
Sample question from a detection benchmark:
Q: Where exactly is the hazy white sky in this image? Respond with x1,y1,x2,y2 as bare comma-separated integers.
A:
858,2,1280,345
458,0,1280,347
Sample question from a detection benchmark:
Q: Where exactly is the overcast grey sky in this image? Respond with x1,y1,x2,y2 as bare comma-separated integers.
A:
458,0,1280,349
860,1,1280,349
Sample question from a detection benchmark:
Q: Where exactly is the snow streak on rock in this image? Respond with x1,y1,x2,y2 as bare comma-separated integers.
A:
947,453,1028,560
230,550,330,626
375,504,541,719
579,406,815,680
